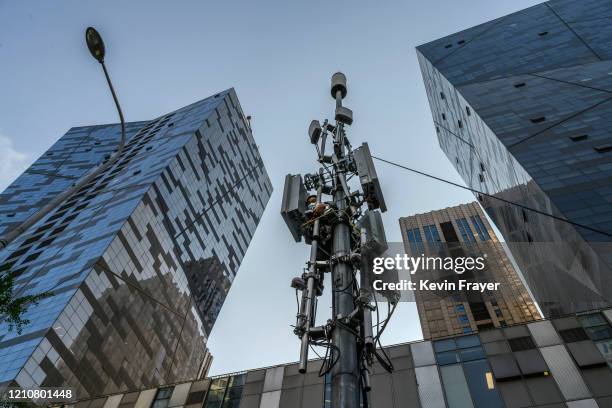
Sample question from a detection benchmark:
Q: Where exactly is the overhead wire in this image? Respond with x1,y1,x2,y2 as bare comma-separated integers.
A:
372,155,612,239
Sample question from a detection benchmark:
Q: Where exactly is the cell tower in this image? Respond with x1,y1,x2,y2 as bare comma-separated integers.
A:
281,72,398,407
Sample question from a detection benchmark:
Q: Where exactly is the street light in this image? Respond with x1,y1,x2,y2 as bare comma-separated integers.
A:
0,27,127,250
85,26,125,147
85,27,105,63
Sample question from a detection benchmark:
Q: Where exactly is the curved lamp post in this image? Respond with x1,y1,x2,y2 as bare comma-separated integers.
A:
0,27,127,249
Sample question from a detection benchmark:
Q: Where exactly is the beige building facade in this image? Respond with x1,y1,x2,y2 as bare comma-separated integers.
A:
399,202,541,340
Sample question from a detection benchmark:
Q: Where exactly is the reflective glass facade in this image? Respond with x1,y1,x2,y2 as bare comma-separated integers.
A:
417,0,612,317
400,203,541,339
0,89,272,398
58,308,612,408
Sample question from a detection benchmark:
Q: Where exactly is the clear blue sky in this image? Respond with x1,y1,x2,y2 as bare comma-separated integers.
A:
0,0,542,375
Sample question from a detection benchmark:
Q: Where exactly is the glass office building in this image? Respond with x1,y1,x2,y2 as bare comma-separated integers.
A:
0,89,272,398
400,202,541,339
52,308,612,408
417,0,612,317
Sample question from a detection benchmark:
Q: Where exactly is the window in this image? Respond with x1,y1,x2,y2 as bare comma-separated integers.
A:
34,222,54,235
463,360,504,407
495,309,503,317
585,326,612,341
23,251,42,263
324,373,332,408
47,211,67,222
151,387,174,408
457,39,465,45
478,174,485,182
466,106,471,116
407,228,424,252
442,113,447,120
455,304,466,313
470,215,491,241
530,117,546,124
479,162,485,172
579,313,606,327
203,378,227,408
423,224,442,243
440,222,459,242
458,120,463,128
508,336,536,352
185,391,207,406
435,339,457,353
406,228,422,243
435,335,483,366
470,302,490,321
538,31,549,36
522,209,528,223
570,134,588,142
445,44,453,49
50,225,68,236
440,364,473,408
437,351,461,365
6,248,28,260
594,144,612,153
456,218,476,242
514,82,526,88
460,346,486,361
440,92,446,99
22,234,43,246
595,340,612,369
458,315,470,325
436,337,502,406
222,374,245,408
559,328,589,343
37,238,55,249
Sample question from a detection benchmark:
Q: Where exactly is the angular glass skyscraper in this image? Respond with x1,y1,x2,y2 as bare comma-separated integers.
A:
417,0,612,317
0,89,272,398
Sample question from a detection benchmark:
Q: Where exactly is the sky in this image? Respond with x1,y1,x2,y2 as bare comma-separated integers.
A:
0,0,543,376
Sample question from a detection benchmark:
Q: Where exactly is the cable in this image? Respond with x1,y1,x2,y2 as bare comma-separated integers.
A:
373,302,396,342
370,287,394,373
372,156,612,238
316,341,341,376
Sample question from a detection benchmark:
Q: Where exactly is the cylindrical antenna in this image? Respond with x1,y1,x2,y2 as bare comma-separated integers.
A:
331,72,348,99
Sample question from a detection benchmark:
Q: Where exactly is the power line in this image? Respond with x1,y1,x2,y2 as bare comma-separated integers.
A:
372,155,612,239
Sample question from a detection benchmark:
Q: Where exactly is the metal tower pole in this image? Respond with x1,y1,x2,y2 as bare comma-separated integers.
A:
281,72,393,408
330,130,360,407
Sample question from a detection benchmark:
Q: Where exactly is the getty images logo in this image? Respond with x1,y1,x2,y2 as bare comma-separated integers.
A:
372,254,486,275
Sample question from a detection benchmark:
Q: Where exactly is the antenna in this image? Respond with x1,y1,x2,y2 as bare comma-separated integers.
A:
280,72,395,408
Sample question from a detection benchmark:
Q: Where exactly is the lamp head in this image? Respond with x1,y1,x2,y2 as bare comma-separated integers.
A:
85,27,105,63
